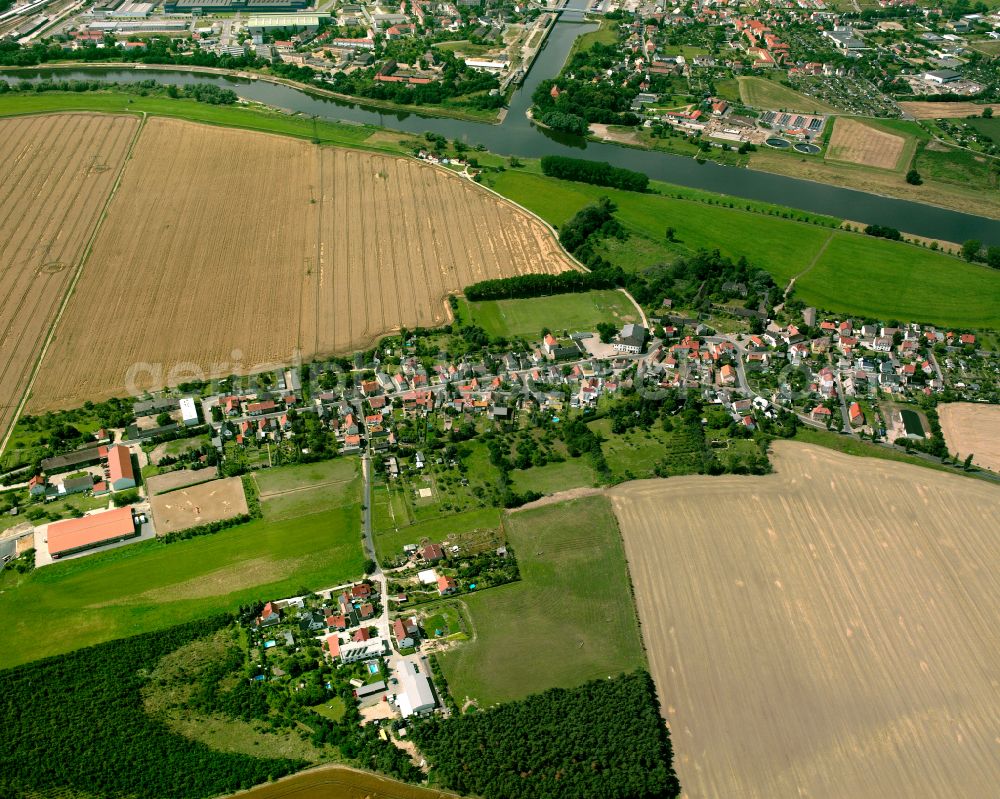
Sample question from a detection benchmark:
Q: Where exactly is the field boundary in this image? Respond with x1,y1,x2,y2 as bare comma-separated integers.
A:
0,112,147,456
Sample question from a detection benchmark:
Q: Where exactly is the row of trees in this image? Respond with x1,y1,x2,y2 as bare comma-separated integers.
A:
0,77,236,105
541,155,649,192
464,269,620,301
410,671,680,799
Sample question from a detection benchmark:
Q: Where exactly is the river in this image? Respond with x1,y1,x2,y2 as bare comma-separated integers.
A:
9,0,998,244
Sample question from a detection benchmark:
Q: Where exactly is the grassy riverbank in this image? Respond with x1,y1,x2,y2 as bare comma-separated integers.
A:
0,62,503,123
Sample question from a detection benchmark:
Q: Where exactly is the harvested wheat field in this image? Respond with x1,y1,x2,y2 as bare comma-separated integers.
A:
27,117,574,411
231,765,459,799
0,113,138,441
827,118,905,169
148,475,249,535
609,441,1000,799
939,402,1000,473
899,101,1000,120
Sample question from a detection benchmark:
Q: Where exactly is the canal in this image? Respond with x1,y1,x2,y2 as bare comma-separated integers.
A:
11,0,998,244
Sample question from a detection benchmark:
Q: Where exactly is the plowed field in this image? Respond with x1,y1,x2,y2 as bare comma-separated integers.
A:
26,117,574,411
610,442,1000,799
827,117,905,169
0,113,138,441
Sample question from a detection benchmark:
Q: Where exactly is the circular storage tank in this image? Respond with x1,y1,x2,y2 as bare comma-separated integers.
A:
794,143,821,154
766,137,791,149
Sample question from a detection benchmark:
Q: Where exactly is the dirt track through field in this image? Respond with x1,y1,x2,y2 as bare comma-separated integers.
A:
938,402,1000,473
610,442,1000,799
827,118,904,169
0,113,138,442
25,116,575,412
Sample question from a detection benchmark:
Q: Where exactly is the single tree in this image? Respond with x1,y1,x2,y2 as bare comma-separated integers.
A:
905,168,922,185
961,239,982,262
964,453,974,470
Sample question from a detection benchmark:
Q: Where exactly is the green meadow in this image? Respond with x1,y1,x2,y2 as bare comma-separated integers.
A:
484,170,1000,329
0,460,364,668
455,290,639,339
437,496,645,707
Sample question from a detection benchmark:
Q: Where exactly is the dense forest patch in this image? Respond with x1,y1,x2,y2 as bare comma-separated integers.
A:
411,671,680,799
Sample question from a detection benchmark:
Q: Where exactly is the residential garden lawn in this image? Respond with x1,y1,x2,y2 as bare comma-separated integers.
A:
509,458,597,495
485,170,1000,329
309,697,347,723
0,461,364,668
437,495,645,707
161,434,210,457
373,503,501,563
798,234,1000,329
738,76,839,114
455,290,638,339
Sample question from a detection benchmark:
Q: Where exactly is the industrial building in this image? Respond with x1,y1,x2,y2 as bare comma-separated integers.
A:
164,0,311,13
247,12,329,40
394,660,436,718
47,507,137,559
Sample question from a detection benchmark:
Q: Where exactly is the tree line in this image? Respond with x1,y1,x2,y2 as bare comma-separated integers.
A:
464,270,620,301
410,671,681,799
0,77,237,104
541,155,649,192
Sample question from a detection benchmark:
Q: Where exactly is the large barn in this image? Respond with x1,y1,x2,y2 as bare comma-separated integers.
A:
47,507,137,559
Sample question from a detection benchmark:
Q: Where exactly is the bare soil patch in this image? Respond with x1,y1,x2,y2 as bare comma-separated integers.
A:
26,117,574,411
146,467,219,496
610,441,1000,799
938,402,1000,473
0,113,138,441
899,101,1000,119
827,118,905,169
148,475,248,534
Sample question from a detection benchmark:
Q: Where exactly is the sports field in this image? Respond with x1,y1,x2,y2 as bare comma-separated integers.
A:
0,458,363,668
0,113,139,445
610,442,1000,799
487,170,1000,328
19,115,573,412
938,402,1000,473
738,76,838,113
437,495,645,706
455,289,639,339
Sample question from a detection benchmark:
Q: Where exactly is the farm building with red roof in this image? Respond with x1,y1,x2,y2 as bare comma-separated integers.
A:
47,507,136,558
106,445,136,491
